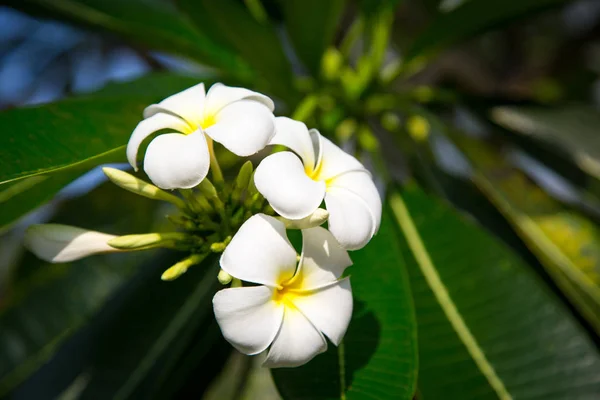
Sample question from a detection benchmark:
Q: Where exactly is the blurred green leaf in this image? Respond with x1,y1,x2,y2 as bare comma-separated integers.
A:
79,259,222,400
281,0,345,77
176,0,297,103
0,183,161,396
356,0,401,17
450,133,600,334
392,187,600,399
405,0,569,62
492,105,600,181
272,207,418,400
5,0,250,75
90,72,217,98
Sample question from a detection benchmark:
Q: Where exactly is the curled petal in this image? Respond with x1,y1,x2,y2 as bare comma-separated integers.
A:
270,117,315,169
25,224,120,263
213,286,283,355
329,171,382,234
292,278,353,346
325,188,376,250
316,136,366,181
263,307,327,368
255,152,326,220
204,83,275,116
143,130,210,190
127,113,191,170
143,83,206,125
220,214,297,287
205,100,275,156
288,226,352,290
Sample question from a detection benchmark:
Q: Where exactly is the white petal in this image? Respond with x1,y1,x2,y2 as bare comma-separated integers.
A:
143,130,210,190
127,113,191,170
292,278,353,346
254,152,326,220
143,83,206,126
329,170,382,233
220,214,297,287
204,83,274,116
316,135,366,181
204,100,275,156
24,224,119,263
213,286,283,355
270,117,315,169
288,226,352,290
263,306,327,368
325,188,376,250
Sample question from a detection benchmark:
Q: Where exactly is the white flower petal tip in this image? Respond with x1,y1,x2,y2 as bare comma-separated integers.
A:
255,123,382,249
143,130,210,189
24,224,120,263
213,216,353,368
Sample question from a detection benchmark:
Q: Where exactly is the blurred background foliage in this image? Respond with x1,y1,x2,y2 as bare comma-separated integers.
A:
1,0,600,398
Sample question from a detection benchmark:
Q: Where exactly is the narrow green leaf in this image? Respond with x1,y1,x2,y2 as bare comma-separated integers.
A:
405,0,569,62
281,0,345,77
450,133,600,334
272,207,418,400
5,0,249,75
392,187,600,398
176,0,296,102
492,105,600,180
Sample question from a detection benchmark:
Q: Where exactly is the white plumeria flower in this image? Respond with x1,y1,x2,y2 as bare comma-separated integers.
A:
24,224,121,263
254,117,382,250
127,83,276,189
213,214,353,368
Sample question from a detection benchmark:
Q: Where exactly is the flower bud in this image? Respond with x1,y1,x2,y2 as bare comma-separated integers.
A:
103,167,186,209
161,254,206,281
108,232,189,250
25,224,120,263
217,269,232,285
277,209,329,229
232,161,253,203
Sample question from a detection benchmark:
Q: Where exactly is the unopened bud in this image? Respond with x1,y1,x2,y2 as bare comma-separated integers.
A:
210,236,231,253
161,254,206,281
278,209,329,229
232,161,253,203
103,168,186,209
108,232,188,250
406,115,430,142
322,47,343,81
217,269,232,285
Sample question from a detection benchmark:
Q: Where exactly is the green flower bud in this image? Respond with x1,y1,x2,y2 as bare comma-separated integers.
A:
217,269,233,285
103,167,186,209
108,232,189,250
161,254,206,281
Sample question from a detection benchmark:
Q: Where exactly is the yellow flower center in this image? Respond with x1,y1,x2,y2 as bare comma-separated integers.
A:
182,113,218,135
305,161,335,188
273,285,299,307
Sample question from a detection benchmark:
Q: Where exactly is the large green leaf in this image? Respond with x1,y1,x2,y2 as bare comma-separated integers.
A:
5,0,249,75
272,207,418,399
450,133,600,334
281,0,345,77
492,105,600,181
176,0,297,103
392,187,600,399
0,183,161,396
78,259,224,400
405,0,569,62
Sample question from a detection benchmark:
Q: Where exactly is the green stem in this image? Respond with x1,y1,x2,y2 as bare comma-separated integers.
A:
207,138,224,185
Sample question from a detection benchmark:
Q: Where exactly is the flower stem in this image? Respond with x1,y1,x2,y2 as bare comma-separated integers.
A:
206,137,224,185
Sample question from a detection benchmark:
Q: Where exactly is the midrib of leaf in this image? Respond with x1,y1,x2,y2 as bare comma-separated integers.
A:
113,263,218,400
389,192,512,400
473,173,600,306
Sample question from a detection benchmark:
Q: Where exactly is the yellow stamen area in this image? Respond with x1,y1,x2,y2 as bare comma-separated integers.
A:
304,160,335,188
181,113,218,135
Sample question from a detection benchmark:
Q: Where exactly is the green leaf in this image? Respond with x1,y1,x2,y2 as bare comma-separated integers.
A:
272,207,418,400
391,187,600,399
79,259,223,400
0,183,161,396
281,0,345,77
450,133,600,334
0,98,146,185
356,0,402,17
492,105,600,181
176,0,296,102
6,0,250,75
405,0,569,62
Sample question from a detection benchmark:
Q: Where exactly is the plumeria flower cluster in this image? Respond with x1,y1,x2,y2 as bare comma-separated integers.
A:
24,83,382,368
